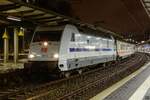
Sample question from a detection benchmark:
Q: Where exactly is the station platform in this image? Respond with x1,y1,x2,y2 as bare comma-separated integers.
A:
0,59,27,73
91,61,150,100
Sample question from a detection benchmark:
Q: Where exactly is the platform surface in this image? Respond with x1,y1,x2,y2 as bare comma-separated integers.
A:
91,62,150,100
0,59,27,73
0,63,24,73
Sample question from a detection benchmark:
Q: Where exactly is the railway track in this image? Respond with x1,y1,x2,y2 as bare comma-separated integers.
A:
0,52,149,100
58,53,149,100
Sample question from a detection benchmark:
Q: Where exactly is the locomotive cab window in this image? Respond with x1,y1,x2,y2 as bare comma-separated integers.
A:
33,30,62,42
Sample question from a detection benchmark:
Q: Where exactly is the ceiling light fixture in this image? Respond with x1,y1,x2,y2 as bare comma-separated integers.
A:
141,41,145,43
7,16,21,21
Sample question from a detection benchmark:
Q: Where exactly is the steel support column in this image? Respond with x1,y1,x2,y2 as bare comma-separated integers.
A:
3,38,9,63
14,28,18,63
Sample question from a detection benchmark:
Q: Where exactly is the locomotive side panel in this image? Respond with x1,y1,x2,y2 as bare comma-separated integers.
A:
58,25,117,71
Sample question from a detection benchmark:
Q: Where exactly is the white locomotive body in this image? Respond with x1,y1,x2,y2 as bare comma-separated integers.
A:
25,24,135,73
58,25,116,71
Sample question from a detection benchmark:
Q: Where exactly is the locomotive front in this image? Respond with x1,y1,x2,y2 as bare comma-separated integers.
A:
24,26,63,72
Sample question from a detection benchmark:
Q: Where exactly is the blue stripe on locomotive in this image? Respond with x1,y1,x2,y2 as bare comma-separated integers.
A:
69,48,112,52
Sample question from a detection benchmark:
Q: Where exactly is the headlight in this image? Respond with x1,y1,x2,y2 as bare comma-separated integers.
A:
29,54,35,59
53,53,59,58
43,42,48,46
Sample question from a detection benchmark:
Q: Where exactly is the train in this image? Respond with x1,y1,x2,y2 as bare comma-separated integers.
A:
24,24,135,77
137,44,150,53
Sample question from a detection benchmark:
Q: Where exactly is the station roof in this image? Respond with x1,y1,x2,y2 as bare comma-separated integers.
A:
70,0,150,42
0,0,72,26
142,0,150,17
0,0,123,39
0,0,150,42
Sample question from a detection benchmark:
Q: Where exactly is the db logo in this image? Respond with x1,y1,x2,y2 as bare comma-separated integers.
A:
41,48,48,53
